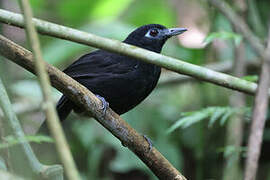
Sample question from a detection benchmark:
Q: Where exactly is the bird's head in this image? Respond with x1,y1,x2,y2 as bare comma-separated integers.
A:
124,24,187,53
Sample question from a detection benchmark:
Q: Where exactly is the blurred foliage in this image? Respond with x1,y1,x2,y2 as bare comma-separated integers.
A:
167,106,251,133
204,31,242,46
217,145,247,159
1,0,270,179
0,135,53,149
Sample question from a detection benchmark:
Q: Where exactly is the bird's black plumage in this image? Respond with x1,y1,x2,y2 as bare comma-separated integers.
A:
57,24,187,121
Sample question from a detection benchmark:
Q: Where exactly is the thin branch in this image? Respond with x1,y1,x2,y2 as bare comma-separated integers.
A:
0,9,265,97
206,0,265,56
158,59,259,88
18,1,80,180
244,24,270,180
158,61,234,87
0,35,187,180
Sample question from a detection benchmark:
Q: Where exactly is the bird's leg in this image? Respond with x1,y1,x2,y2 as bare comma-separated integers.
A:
95,94,109,115
143,135,153,152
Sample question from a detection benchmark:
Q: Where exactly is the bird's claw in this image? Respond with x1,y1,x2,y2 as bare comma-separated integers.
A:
96,94,109,115
143,135,153,152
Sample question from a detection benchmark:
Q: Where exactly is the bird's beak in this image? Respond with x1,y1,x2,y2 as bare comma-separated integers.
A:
165,27,187,37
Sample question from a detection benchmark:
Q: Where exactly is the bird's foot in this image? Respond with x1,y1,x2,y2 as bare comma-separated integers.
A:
143,135,153,152
96,94,109,116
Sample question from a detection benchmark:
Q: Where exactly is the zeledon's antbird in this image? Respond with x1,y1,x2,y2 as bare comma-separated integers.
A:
57,24,187,121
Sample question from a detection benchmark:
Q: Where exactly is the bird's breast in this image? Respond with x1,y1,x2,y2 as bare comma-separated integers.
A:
106,62,161,114
127,63,161,100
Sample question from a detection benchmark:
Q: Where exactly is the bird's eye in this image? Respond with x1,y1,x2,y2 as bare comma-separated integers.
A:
149,29,159,37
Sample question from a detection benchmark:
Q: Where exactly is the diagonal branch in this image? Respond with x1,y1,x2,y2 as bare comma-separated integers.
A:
244,23,270,180
158,59,259,88
18,0,80,180
0,9,266,97
0,35,186,180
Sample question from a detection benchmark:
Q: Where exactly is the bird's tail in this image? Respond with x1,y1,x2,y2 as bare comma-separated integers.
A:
38,95,73,134
56,95,73,121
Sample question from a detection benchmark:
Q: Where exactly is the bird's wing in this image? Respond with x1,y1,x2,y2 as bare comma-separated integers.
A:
62,50,141,105
63,50,137,79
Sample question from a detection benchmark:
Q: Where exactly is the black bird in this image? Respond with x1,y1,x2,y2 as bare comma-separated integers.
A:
57,24,187,121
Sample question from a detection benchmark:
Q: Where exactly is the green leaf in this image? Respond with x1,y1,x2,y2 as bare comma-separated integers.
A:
166,110,209,133
204,31,242,45
219,108,234,126
167,106,250,133
208,107,227,127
